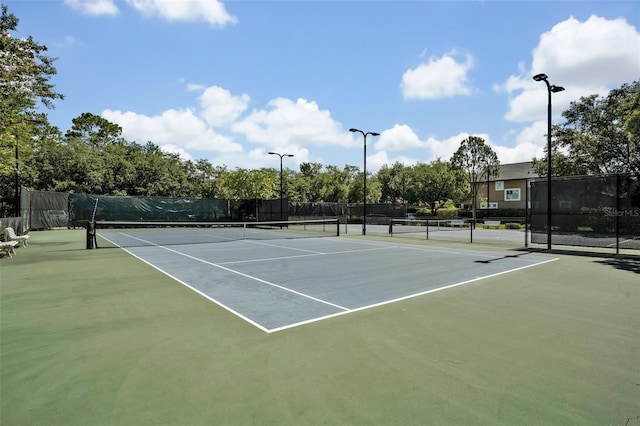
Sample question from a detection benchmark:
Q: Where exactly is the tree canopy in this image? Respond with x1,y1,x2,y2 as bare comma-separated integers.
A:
450,136,500,220
1,4,637,218
533,80,640,176
0,4,63,177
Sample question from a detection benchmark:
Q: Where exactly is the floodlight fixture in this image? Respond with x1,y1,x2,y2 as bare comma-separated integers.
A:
349,127,381,235
268,151,294,222
533,73,565,250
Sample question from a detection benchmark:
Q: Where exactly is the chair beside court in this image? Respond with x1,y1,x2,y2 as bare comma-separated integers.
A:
0,240,19,258
3,227,29,248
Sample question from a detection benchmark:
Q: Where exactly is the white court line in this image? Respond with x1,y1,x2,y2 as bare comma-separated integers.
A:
266,256,560,333
217,245,397,265
98,232,559,334
242,239,325,254
103,232,350,313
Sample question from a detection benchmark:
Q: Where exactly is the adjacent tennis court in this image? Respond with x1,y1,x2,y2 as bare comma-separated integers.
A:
96,223,556,332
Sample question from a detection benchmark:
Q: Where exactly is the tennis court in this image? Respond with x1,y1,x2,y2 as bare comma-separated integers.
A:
3,229,639,425
97,224,556,333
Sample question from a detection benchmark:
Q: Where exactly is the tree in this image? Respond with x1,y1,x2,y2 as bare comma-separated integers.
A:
377,162,407,203
0,4,63,213
223,168,278,200
533,80,640,176
450,136,499,223
65,112,123,147
348,171,381,203
408,160,466,216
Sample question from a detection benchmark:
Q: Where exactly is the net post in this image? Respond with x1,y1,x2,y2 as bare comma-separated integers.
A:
86,220,96,249
336,218,340,236
388,220,393,236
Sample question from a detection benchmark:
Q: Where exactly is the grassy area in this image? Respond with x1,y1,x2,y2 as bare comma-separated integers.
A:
1,230,639,425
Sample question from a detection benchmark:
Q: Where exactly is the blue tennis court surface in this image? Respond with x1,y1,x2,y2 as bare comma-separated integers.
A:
101,233,557,333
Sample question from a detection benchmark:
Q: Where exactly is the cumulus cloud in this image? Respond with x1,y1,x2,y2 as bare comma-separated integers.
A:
375,124,427,151
64,0,119,16
232,98,354,147
401,51,474,99
367,151,418,173
198,86,250,127
99,86,353,167
125,0,237,27
426,132,492,162
532,15,640,85
102,108,242,155
492,121,549,164
65,0,236,27
160,144,194,162
498,15,640,123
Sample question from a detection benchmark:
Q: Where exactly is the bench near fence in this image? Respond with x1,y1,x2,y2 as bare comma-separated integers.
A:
483,220,501,229
482,217,526,225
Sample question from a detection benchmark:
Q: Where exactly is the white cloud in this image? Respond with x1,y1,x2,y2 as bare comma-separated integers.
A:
232,98,354,147
198,86,250,127
498,15,640,123
64,0,119,16
101,108,242,154
375,124,427,151
532,15,640,86
125,0,237,27
487,121,550,164
367,151,418,173
160,144,194,161
401,51,474,99
424,132,491,162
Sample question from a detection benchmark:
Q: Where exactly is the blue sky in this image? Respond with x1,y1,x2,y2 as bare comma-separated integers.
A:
8,0,640,172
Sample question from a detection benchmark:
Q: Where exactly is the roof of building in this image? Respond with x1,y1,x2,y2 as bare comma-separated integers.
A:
496,161,539,181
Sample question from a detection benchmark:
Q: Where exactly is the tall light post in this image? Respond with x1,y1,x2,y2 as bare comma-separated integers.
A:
533,73,564,250
13,135,19,217
268,151,294,222
349,128,380,235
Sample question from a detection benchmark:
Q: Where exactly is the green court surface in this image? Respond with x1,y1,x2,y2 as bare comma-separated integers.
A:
1,229,639,425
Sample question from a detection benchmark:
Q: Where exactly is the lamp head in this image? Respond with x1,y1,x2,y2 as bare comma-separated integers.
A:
370,132,381,137
550,85,565,93
533,73,548,82
349,128,359,133
268,151,276,155
286,154,294,157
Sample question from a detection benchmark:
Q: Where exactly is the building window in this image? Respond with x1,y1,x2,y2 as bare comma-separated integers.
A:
495,181,504,191
480,202,499,209
505,188,521,201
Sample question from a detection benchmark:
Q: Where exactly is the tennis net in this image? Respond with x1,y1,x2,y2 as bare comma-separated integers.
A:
389,218,466,239
87,218,340,249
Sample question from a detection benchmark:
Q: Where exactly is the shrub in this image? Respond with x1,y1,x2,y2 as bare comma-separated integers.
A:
505,222,524,230
435,207,459,219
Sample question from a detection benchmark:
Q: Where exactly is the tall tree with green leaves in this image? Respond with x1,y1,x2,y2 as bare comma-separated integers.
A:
408,160,466,216
0,4,63,212
377,162,407,203
533,80,640,176
450,136,499,223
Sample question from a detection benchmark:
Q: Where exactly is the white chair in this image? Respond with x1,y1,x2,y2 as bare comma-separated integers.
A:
0,241,19,257
3,227,29,247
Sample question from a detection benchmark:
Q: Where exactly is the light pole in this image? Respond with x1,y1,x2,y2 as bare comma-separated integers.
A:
349,128,380,235
13,135,19,217
533,73,564,250
268,151,294,222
